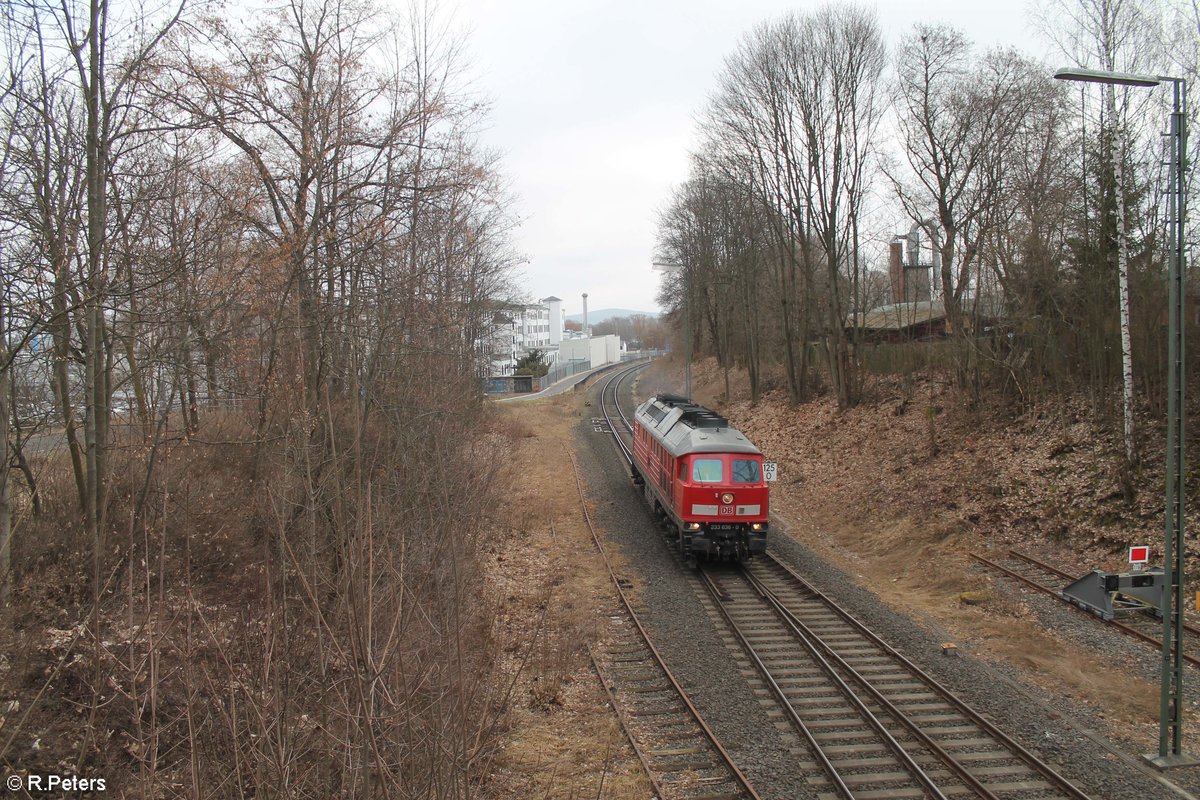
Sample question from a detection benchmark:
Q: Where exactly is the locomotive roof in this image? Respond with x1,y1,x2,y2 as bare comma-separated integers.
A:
634,394,761,457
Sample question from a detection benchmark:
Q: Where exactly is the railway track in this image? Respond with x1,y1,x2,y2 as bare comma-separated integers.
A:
595,364,1088,798
597,358,641,464
697,555,1091,800
970,548,1200,669
577,363,759,799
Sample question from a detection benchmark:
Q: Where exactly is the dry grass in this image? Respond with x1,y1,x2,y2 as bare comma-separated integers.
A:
980,616,1159,727
483,394,650,799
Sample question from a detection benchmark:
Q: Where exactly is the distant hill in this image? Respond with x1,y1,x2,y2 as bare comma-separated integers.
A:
565,308,659,324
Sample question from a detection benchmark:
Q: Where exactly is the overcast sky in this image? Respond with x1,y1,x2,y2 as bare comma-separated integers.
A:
451,0,1054,318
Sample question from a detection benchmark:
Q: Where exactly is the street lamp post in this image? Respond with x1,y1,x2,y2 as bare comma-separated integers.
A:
1055,66,1192,768
653,260,691,399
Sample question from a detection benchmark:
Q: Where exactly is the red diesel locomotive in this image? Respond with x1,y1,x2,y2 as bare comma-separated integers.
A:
631,394,769,561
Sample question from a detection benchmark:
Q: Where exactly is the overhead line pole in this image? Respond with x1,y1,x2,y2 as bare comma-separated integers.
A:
1161,75,1188,763
1054,66,1193,768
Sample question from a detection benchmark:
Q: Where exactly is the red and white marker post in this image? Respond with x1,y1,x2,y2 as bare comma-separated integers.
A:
1129,544,1150,572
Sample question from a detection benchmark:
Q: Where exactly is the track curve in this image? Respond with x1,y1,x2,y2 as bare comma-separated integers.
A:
574,360,760,799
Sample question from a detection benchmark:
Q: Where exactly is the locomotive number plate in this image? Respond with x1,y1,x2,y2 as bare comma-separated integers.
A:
719,506,734,516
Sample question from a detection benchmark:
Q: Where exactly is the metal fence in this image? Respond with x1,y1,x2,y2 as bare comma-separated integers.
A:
536,356,593,389
537,349,663,390
484,349,664,394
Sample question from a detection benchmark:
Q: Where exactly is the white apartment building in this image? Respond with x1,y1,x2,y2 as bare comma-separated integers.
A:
542,296,564,346
487,298,565,375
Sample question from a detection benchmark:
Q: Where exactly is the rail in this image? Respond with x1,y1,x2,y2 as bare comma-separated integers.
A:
597,359,642,465
751,553,1091,799
567,448,760,799
970,549,1200,669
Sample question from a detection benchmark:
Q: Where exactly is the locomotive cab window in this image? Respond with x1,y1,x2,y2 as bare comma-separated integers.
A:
692,458,723,483
732,459,761,483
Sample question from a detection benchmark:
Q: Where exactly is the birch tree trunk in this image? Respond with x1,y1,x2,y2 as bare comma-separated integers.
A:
1109,69,1137,467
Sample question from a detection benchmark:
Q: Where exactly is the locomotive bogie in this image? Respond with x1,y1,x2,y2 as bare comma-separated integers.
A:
680,522,767,561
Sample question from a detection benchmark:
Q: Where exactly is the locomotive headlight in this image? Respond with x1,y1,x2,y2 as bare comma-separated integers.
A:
751,523,764,532
721,492,734,505
686,522,702,531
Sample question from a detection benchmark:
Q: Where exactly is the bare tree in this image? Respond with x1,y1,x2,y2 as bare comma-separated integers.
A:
787,5,886,408
1037,0,1166,463
0,0,520,791
982,78,1080,400
704,18,817,403
0,21,27,599
891,27,1049,360
657,167,770,402
691,4,885,407
0,0,185,594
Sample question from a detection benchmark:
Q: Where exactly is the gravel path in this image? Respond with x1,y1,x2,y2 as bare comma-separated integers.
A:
573,371,1200,800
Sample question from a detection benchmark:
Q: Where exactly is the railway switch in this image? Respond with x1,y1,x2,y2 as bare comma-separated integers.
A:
1060,566,1165,620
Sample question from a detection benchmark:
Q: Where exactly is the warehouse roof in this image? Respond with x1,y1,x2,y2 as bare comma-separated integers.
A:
850,301,945,331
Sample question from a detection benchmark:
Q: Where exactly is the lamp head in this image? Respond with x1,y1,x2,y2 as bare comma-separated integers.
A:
1054,67,1160,88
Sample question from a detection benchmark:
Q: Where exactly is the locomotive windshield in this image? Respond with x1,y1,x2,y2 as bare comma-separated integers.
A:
732,458,761,483
692,458,724,482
